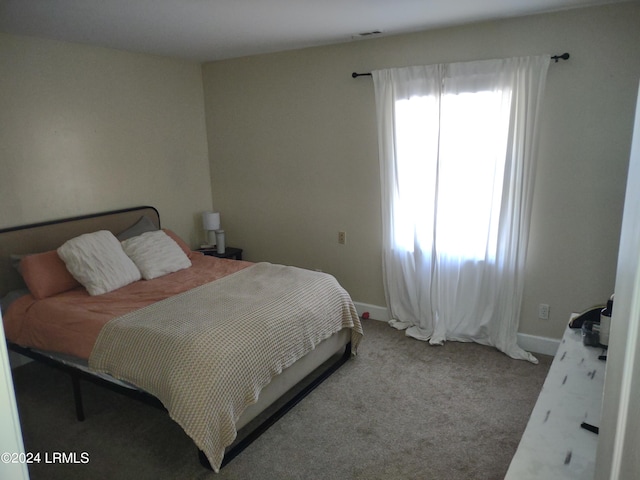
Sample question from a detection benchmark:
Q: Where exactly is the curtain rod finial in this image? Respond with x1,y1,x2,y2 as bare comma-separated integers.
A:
552,52,570,63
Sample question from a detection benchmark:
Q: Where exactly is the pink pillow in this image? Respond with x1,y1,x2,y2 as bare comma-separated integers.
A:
163,229,194,258
20,250,81,299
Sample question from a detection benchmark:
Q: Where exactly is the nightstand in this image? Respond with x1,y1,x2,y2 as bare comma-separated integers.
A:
197,247,243,261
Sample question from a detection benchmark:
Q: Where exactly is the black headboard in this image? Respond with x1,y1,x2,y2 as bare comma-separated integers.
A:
0,206,160,296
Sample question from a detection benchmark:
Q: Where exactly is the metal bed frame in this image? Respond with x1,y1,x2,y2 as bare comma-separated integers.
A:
9,341,352,469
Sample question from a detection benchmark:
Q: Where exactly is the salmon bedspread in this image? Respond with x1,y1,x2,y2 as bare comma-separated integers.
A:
88,262,362,471
3,254,251,359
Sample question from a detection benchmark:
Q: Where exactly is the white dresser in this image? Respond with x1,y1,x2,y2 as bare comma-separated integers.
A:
505,322,605,479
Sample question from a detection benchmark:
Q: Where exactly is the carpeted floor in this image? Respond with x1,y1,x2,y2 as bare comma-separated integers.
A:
11,319,551,480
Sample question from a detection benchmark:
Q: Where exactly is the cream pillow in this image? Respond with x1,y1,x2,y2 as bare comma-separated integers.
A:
57,230,141,296
121,230,192,280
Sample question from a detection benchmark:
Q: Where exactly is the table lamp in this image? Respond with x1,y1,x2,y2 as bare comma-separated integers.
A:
202,212,220,248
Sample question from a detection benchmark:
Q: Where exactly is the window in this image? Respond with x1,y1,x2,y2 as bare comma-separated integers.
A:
393,88,511,261
372,55,549,360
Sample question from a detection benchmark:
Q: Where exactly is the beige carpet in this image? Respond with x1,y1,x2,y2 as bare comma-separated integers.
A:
11,319,551,480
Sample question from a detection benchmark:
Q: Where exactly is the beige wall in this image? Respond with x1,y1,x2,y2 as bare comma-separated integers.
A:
202,2,640,340
0,33,212,246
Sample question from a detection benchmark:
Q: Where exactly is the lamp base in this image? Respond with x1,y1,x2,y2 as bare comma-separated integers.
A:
205,230,217,248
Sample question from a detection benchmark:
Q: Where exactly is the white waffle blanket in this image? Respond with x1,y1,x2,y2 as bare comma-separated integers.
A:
89,262,363,471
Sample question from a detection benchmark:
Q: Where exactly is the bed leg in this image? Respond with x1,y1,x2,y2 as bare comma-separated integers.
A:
70,373,85,422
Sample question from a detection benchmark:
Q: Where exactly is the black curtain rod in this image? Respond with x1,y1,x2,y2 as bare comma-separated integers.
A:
351,52,570,78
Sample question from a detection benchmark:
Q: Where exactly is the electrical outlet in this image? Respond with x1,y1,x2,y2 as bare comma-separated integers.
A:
538,303,550,320
338,231,346,245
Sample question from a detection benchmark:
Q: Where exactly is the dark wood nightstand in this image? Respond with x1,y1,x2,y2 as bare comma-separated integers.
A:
197,247,243,261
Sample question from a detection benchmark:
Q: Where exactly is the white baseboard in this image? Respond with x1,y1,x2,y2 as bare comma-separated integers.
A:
353,301,560,357
516,333,561,357
353,302,389,322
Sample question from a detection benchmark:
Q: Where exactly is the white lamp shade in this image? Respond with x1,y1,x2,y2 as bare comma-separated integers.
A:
202,212,220,231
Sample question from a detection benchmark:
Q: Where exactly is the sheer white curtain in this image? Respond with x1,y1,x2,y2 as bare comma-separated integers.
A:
373,56,550,362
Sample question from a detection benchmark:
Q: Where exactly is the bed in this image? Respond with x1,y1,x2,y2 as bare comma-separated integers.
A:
0,206,363,472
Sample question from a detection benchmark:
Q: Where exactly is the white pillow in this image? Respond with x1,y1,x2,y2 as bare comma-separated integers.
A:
57,230,142,296
121,230,192,280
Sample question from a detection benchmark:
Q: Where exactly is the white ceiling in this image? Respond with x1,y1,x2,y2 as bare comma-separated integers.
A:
0,0,627,62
